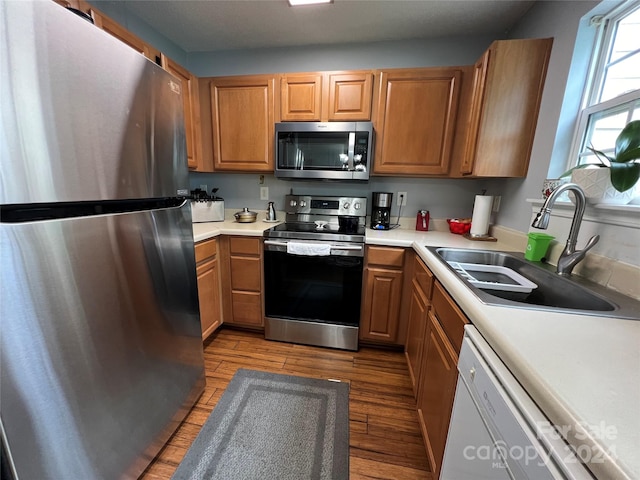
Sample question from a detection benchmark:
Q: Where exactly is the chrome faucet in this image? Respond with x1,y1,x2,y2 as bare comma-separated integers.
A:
531,183,599,276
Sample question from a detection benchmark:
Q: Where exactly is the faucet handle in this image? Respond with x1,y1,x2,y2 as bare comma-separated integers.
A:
582,234,600,253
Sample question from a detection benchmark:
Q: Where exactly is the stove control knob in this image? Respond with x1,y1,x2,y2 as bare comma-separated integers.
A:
290,200,297,207
300,200,307,207
354,202,361,210
343,202,350,209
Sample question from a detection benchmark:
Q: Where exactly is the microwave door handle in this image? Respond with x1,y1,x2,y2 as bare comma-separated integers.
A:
347,132,356,171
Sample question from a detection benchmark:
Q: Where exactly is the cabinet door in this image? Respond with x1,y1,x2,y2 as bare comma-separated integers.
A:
196,257,222,339
328,72,373,121
417,312,458,478
373,68,462,176
463,38,552,177
280,74,322,121
360,266,404,342
91,10,161,65
405,280,429,397
161,55,201,171
210,75,276,172
461,50,490,175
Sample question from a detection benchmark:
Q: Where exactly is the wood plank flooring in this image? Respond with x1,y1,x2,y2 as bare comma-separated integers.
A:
140,328,433,480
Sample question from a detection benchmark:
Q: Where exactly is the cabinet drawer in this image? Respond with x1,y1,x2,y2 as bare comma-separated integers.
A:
414,256,434,299
431,281,468,352
229,236,261,255
195,238,217,263
367,246,405,268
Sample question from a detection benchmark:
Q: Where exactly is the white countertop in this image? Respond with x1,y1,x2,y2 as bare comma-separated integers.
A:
192,220,640,479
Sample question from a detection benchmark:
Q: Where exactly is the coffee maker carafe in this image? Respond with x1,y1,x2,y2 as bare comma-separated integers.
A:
371,192,393,230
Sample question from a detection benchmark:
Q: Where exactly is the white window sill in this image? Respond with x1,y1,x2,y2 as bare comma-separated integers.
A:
526,198,640,229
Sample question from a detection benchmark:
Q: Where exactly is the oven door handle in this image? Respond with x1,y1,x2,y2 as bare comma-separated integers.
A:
264,240,363,252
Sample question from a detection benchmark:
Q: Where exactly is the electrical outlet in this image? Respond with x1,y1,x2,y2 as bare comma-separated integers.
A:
397,192,407,206
199,184,208,192
492,196,501,213
260,186,269,200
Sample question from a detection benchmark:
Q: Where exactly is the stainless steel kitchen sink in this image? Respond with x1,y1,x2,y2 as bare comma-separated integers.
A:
428,247,640,320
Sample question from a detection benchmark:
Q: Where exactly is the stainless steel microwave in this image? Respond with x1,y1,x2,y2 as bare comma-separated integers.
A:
275,122,373,181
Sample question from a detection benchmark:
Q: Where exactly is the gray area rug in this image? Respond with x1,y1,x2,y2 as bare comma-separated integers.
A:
171,369,350,480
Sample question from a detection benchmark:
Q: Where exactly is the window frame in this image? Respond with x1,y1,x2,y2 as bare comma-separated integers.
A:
567,1,640,171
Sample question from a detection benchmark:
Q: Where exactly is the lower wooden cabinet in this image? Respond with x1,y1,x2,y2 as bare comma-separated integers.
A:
360,246,406,344
220,236,264,327
404,255,433,396
404,257,468,478
416,311,459,478
194,238,222,340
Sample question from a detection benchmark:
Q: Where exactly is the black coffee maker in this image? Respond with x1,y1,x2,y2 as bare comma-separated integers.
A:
371,192,393,230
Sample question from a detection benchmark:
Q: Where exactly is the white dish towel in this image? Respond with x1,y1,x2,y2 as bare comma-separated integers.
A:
286,242,331,256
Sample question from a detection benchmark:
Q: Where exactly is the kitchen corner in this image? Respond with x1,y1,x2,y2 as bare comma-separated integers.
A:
192,210,284,242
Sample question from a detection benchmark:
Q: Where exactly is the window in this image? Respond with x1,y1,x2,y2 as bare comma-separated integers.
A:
570,2,640,168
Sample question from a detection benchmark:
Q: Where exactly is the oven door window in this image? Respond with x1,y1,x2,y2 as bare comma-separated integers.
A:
264,250,363,326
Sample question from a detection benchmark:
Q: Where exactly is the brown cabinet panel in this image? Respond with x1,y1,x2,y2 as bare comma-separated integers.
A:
229,237,262,255
220,236,264,328
460,38,553,177
280,74,323,121
230,256,262,292
327,72,373,121
373,68,462,176
210,75,276,172
360,246,406,345
405,280,429,396
360,267,404,342
367,246,405,268
161,55,202,171
431,281,468,352
195,239,222,340
231,292,263,326
417,311,458,477
413,255,434,298
91,10,160,65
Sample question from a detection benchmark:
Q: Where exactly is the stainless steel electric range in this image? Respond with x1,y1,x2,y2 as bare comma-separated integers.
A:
263,194,367,351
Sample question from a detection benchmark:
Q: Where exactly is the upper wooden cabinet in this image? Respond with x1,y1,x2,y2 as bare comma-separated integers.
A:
161,55,202,171
372,67,463,176
280,73,323,121
209,75,277,172
280,71,373,122
91,10,161,65
459,38,553,177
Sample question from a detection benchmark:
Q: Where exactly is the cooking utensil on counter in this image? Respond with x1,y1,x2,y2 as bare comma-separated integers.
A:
234,207,258,223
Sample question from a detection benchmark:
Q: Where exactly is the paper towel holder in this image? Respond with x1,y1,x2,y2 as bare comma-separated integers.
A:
466,192,498,242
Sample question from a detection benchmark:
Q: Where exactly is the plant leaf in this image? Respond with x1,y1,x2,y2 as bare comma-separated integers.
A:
610,162,640,192
586,146,613,166
614,120,640,163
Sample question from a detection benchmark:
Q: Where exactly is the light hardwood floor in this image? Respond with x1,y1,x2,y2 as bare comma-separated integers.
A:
140,328,432,479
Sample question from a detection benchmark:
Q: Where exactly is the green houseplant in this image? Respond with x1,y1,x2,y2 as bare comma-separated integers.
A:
563,120,640,193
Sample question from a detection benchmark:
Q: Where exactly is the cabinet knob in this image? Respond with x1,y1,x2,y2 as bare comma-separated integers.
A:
470,367,476,381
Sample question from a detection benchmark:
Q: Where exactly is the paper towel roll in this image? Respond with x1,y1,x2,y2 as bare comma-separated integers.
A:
470,195,493,236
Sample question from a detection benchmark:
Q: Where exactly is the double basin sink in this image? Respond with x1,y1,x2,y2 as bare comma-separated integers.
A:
429,247,640,320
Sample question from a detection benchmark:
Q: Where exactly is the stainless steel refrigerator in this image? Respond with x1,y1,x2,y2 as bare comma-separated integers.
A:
0,2,205,479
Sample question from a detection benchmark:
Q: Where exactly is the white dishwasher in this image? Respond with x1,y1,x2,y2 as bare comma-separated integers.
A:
440,325,595,480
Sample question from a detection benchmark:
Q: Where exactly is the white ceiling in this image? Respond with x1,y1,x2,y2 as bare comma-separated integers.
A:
123,0,537,53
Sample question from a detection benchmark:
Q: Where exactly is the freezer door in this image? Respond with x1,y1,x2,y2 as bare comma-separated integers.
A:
0,203,205,480
0,1,188,205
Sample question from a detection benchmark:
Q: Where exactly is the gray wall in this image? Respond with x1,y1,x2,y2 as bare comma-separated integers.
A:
187,35,496,76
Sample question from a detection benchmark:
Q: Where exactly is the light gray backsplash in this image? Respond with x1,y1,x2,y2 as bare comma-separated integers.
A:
190,172,502,221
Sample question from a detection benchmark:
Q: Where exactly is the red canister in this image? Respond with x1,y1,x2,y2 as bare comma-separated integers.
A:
416,210,429,231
